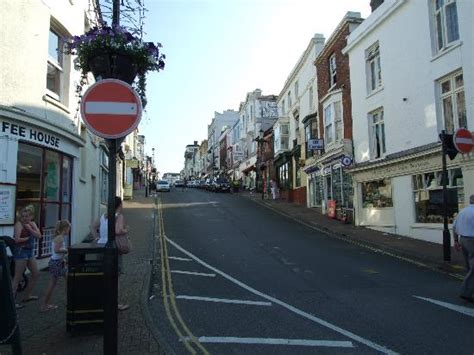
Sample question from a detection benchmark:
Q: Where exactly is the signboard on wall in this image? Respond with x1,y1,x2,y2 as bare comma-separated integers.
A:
308,139,324,150
0,184,16,225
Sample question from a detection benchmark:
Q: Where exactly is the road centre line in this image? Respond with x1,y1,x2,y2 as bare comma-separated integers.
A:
176,295,272,306
166,236,398,355
181,336,354,348
413,296,474,317
171,270,216,277
168,256,193,261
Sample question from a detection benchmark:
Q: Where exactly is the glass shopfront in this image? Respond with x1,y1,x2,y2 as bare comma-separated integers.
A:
362,178,393,208
16,143,73,258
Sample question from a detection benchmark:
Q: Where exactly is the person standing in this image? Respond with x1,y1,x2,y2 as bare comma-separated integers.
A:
41,219,70,312
12,205,42,309
91,196,130,311
270,179,278,200
453,194,474,303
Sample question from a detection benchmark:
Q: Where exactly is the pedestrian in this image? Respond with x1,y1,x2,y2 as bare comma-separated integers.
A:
270,179,278,200
41,219,70,312
12,205,42,309
90,196,130,311
453,194,474,303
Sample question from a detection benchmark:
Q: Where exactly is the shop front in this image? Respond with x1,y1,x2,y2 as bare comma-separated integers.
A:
0,109,83,260
240,155,257,190
306,156,354,222
350,144,474,244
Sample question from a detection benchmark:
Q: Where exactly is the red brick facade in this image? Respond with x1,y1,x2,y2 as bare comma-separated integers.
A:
315,23,354,141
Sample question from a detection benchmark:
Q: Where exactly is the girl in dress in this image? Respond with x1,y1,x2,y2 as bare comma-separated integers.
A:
41,220,70,312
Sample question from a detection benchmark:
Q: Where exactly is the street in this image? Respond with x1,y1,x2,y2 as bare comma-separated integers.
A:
149,188,474,355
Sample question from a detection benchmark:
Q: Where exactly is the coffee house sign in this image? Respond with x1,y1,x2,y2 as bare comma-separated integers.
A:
1,120,61,148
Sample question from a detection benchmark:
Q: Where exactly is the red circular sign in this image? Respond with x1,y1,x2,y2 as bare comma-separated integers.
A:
81,79,142,139
453,128,473,154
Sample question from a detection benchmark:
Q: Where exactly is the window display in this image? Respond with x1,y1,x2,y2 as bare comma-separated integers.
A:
413,168,463,223
362,179,393,208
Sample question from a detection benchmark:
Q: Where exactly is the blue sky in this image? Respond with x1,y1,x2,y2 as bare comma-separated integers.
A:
138,0,371,175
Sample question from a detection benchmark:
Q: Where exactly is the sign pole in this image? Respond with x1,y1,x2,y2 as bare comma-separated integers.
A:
104,138,118,354
440,130,451,262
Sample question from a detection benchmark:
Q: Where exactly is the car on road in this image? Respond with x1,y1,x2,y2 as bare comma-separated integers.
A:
156,180,171,192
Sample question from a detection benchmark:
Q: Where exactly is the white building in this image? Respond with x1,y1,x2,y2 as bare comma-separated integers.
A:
183,141,200,179
238,89,278,190
207,110,239,177
274,34,325,203
0,0,105,265
344,0,473,243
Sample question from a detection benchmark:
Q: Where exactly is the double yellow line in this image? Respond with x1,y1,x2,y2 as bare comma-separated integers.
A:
157,197,209,355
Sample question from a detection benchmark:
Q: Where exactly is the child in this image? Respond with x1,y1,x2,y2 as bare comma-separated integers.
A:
41,220,70,312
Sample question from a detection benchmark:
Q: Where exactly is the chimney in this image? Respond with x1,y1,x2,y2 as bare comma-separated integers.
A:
194,140,198,146
370,0,384,12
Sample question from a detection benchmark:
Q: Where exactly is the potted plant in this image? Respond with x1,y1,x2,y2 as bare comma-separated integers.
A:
64,25,165,108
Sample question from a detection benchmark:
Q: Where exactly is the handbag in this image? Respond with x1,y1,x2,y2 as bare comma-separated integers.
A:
116,234,131,255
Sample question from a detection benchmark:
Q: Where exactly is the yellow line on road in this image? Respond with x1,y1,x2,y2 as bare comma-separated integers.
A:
157,197,209,354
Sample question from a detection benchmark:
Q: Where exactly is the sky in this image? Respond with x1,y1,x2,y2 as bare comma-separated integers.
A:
138,0,371,175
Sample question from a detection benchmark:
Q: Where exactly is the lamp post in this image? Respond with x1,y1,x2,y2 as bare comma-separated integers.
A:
255,129,265,200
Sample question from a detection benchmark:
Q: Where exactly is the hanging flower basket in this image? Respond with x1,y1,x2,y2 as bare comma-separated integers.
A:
64,25,165,107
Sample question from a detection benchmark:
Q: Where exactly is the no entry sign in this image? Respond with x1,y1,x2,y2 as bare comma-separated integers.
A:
81,79,142,139
453,128,473,154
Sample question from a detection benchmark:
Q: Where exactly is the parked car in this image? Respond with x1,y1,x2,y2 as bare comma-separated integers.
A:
156,180,171,192
175,180,185,187
215,178,231,192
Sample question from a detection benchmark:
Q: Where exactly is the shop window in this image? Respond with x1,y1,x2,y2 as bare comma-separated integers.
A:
362,179,393,208
413,168,463,223
16,143,73,258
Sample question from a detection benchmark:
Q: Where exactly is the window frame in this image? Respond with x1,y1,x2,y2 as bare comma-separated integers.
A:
438,70,466,133
46,26,65,101
366,42,382,94
369,107,386,160
329,53,337,87
433,0,460,53
323,98,343,147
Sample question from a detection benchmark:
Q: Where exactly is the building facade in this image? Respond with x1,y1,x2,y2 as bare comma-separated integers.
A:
308,12,362,220
344,0,473,243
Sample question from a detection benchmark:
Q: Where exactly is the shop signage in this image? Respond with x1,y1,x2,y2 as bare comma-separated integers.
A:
308,138,324,150
81,79,142,139
453,128,473,154
1,120,61,148
126,159,139,168
341,155,353,167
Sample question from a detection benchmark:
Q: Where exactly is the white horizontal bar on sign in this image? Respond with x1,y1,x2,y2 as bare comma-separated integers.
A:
85,101,137,115
170,270,216,277
455,137,473,144
176,295,272,306
181,337,354,348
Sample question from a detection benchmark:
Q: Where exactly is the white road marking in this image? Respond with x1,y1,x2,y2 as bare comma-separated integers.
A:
85,101,138,115
176,295,272,306
413,296,474,317
166,237,398,354
168,256,193,262
181,336,354,348
171,270,216,277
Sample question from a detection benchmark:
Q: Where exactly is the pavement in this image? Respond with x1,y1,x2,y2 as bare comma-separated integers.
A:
239,190,467,280
1,188,467,355
0,189,162,355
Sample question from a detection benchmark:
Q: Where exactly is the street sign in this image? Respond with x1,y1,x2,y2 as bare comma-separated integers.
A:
81,79,142,139
308,138,324,150
453,128,473,154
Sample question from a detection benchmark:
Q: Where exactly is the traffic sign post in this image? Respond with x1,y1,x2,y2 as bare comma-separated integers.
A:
453,128,473,154
81,79,142,139
80,78,142,355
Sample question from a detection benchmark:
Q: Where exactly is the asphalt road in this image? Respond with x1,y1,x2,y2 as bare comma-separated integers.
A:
149,187,474,355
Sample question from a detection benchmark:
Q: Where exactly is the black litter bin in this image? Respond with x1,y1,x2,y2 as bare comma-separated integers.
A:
67,242,105,333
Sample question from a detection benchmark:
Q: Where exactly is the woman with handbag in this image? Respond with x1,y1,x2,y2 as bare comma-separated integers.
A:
90,196,130,311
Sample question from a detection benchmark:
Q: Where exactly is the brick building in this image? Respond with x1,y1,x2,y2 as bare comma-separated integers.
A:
306,11,363,220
